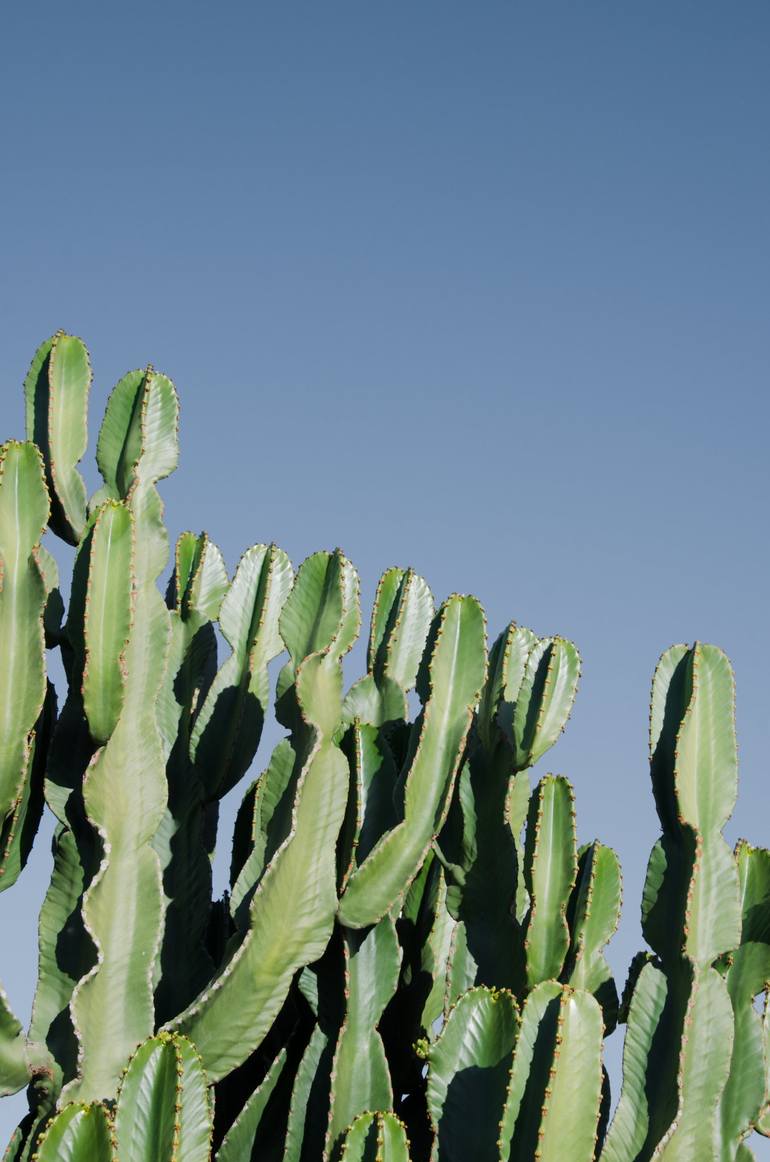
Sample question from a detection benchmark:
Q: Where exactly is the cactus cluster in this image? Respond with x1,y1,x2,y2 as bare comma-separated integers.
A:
0,332,768,1160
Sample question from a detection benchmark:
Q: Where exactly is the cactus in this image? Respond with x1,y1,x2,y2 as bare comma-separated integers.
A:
27,1031,212,1162
0,442,50,893
24,334,91,546
32,1102,113,1162
422,985,519,1161
2,333,769,1161
337,593,487,929
338,1111,412,1161
603,644,770,1161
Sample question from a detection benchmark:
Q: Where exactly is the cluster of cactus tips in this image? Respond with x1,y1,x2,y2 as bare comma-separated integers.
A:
0,331,767,1160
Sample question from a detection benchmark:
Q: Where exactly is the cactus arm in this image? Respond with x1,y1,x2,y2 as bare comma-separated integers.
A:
0,442,49,877
338,595,487,929
279,550,360,673
438,746,520,992
24,334,90,545
0,685,54,889
651,967,734,1160
498,978,555,1153
672,643,737,833
170,731,348,1079
506,771,531,922
343,561,431,734
35,543,64,650
418,867,463,1028
81,502,134,745
675,645,741,966
736,841,770,943
62,373,179,1103
94,369,146,498
23,336,55,446
190,543,293,800
95,368,178,501
532,988,604,1162
369,567,434,692
495,633,580,770
284,1024,333,1161
342,675,406,729
718,943,770,1156
338,1111,412,1161
422,985,519,1162
759,992,770,1137
564,842,622,1026
0,985,47,1097
646,645,741,968
338,723,399,893
326,917,401,1156
477,625,527,753
30,1103,114,1161
406,859,468,1038
600,959,669,1162
503,983,603,1162
338,570,433,898
28,826,90,1082
215,1046,288,1161
169,575,352,1080
113,1033,212,1162
229,738,296,924
521,775,578,988
153,532,228,1020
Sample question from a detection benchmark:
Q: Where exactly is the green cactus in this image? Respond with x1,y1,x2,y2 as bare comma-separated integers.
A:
31,1102,113,1162
62,371,180,1104
215,1046,289,1161
338,1111,412,1161
0,442,50,893
432,628,600,1004
604,644,770,1161
114,1033,212,1161
27,1031,212,1162
168,549,355,1079
502,982,605,1162
422,985,519,1162
338,594,486,929
153,530,229,1021
3,334,770,1162
24,334,91,546
324,918,402,1154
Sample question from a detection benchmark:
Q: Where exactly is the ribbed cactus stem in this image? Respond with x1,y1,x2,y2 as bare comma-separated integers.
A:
62,371,179,1103
0,442,49,892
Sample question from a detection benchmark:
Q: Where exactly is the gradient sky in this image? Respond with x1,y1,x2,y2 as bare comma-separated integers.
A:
1,1,769,1150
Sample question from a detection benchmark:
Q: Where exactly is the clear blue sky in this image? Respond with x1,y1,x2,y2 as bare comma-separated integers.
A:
1,1,769,1149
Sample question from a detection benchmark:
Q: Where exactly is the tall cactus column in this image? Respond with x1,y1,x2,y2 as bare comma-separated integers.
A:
62,369,180,1102
603,643,770,1161
0,442,50,891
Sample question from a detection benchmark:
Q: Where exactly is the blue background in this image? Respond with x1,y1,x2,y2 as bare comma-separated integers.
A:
1,1,768,1150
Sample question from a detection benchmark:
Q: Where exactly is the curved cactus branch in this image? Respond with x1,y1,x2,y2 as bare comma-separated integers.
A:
338,595,487,929
113,1032,212,1162
338,1110,412,1161
31,1102,114,1161
423,985,519,1162
24,334,91,545
0,442,49,892
62,371,179,1104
